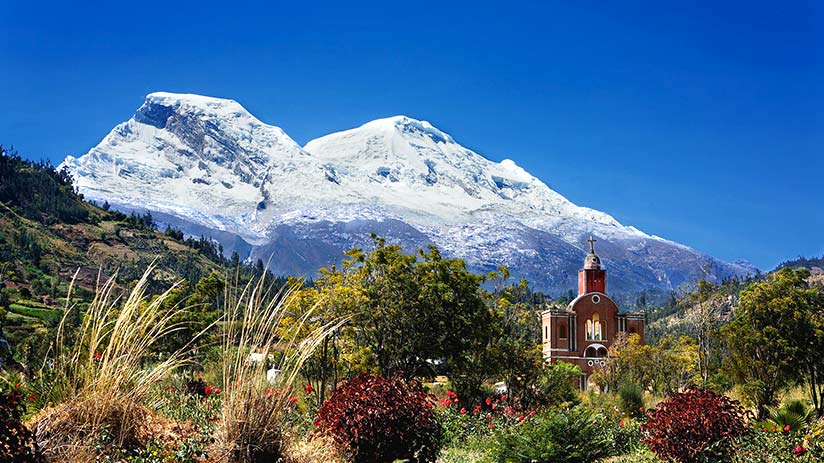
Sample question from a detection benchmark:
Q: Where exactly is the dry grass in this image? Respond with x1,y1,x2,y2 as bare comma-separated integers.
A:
215,274,343,463
282,433,341,463
31,264,198,461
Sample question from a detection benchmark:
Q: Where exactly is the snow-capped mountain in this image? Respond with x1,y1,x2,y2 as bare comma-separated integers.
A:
61,92,757,293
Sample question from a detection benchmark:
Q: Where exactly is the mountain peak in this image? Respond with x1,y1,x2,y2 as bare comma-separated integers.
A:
144,91,242,108
359,115,455,145
61,92,757,292
134,92,254,129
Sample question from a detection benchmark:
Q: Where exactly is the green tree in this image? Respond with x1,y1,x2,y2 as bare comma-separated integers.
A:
353,236,490,379
592,333,697,394
722,268,819,419
485,270,544,407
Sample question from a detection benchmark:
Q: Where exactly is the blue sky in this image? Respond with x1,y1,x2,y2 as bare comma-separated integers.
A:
1,1,821,270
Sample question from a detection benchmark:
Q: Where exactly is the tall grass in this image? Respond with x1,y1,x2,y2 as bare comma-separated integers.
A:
33,264,197,460
217,274,343,463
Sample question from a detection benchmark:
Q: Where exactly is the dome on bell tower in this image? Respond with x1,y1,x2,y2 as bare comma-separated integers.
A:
584,237,601,270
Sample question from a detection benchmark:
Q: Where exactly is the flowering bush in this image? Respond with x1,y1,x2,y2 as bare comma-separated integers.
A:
641,388,749,463
436,390,532,446
0,387,42,462
315,372,442,463
732,426,820,463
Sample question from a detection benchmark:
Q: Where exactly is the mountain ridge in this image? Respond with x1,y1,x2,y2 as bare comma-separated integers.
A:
60,92,757,293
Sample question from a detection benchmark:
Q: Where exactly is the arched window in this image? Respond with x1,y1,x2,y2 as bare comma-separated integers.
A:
559,324,567,340
585,344,608,358
587,313,605,341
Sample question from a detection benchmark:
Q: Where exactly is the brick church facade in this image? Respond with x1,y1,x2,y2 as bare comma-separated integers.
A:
541,238,644,390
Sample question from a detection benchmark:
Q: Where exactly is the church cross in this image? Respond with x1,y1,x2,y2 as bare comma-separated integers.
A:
587,236,597,253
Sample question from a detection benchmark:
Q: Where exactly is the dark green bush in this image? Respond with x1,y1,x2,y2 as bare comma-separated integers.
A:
492,406,615,463
619,383,645,418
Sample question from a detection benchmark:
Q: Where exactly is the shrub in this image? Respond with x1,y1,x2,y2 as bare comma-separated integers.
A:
734,427,819,463
0,387,42,462
316,372,443,463
218,277,340,463
30,265,197,460
619,383,645,418
533,361,584,408
492,405,615,463
641,388,749,463
436,390,533,447
759,400,814,433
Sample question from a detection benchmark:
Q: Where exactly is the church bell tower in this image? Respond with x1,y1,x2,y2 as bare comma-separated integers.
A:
578,237,606,296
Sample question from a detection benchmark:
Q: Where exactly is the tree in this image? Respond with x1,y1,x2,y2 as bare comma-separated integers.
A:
682,280,729,388
722,268,819,419
483,271,543,407
591,333,697,394
353,237,490,379
286,236,495,401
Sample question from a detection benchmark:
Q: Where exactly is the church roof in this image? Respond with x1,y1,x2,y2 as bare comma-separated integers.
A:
567,291,615,310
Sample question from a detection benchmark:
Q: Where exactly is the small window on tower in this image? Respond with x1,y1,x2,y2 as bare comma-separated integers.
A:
559,324,567,340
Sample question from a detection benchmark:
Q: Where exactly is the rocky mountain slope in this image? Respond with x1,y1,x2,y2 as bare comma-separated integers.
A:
61,92,757,293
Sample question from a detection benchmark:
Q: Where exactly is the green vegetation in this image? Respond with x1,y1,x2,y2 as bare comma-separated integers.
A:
2,145,824,462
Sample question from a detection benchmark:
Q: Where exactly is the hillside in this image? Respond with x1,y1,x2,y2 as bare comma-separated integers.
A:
0,146,230,365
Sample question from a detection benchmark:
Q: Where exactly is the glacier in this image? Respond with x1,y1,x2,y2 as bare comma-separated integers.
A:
60,92,757,294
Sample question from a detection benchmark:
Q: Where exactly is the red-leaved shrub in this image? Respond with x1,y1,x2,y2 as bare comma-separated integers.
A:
1,389,42,462
641,388,749,463
315,372,442,463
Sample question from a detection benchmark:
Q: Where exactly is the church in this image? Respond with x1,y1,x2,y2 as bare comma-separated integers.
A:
541,238,645,390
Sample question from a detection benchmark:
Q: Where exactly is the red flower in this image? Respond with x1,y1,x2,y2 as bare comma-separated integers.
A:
620,421,625,428
489,423,495,429
14,383,21,389
460,408,466,414
794,445,807,456
440,398,452,407
213,387,221,394
305,384,313,394
485,397,492,406
491,404,498,410
204,386,213,395
94,351,102,361
289,396,299,404
518,415,525,422
28,393,36,402
784,425,791,432
501,394,507,401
